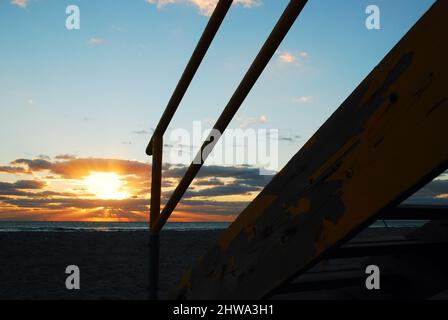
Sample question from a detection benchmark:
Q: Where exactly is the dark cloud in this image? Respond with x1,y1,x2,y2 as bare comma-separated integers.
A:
162,164,271,202
278,134,301,142
14,180,46,190
0,182,30,196
0,181,74,198
0,166,26,174
55,154,77,160
166,164,270,183
52,158,150,178
3,197,149,211
36,155,51,160
184,184,260,199
11,158,53,171
194,178,225,186
3,155,445,221
405,179,448,205
0,156,275,221
0,153,447,221
179,199,249,216
9,157,150,179
133,130,149,135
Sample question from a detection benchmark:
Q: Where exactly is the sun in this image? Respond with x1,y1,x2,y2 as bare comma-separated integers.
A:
84,172,129,200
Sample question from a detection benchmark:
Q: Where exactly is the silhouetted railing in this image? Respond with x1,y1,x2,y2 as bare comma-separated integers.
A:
145,0,309,299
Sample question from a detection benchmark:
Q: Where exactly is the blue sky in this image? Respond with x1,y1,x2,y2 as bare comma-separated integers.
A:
1,0,446,221
0,0,436,166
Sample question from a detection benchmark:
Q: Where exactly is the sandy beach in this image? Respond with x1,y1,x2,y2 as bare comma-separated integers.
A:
1,227,441,300
0,230,223,300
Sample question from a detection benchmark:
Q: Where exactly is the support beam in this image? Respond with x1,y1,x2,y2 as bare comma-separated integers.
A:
148,135,163,300
171,0,448,299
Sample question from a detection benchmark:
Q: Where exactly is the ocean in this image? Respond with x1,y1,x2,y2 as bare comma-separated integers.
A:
0,220,427,232
0,221,231,232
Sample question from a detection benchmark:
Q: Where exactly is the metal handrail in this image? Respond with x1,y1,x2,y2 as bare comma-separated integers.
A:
150,0,308,233
146,0,233,156
146,0,233,299
146,0,309,299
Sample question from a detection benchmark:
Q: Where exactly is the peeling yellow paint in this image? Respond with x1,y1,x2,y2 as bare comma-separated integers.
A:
313,1,448,255
314,218,339,254
287,197,311,216
309,136,359,183
218,195,278,250
177,1,448,299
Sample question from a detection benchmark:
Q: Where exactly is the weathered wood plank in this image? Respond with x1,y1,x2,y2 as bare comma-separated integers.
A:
172,0,448,299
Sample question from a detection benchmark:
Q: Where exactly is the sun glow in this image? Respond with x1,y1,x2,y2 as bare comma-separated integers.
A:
84,172,129,200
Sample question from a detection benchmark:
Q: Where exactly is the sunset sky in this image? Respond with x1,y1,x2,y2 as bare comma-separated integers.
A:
1,0,446,222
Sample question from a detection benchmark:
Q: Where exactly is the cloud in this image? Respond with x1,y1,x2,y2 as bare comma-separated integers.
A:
294,96,313,104
133,130,149,135
170,164,272,189
276,51,309,65
37,154,51,160
237,115,268,129
3,155,445,222
11,157,149,179
179,199,248,217
87,38,105,46
12,158,53,172
55,154,77,160
0,181,48,197
11,159,52,172
0,156,272,221
184,184,260,198
404,179,448,205
11,0,27,9
278,52,296,64
0,165,27,174
278,134,301,143
146,0,260,16
194,177,225,186
14,180,46,189
0,182,30,196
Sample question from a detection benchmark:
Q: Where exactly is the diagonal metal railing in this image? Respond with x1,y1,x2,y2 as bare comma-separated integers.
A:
145,0,308,299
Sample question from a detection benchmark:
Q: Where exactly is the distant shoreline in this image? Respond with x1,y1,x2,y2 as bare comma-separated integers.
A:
0,221,231,233
0,220,426,233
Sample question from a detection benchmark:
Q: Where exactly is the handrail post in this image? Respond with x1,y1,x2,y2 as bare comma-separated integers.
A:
145,0,233,300
146,0,233,156
149,134,163,300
